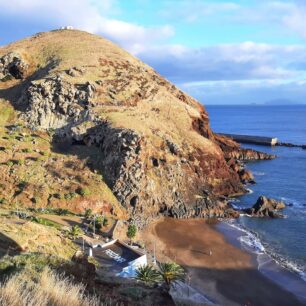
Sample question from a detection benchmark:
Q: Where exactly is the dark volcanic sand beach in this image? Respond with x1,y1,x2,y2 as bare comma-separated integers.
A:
143,218,305,306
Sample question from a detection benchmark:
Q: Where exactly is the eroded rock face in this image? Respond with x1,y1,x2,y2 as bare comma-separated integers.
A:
76,122,241,227
244,196,285,218
19,76,95,130
0,52,28,80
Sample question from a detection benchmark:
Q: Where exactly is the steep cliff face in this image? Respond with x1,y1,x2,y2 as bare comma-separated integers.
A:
0,30,270,223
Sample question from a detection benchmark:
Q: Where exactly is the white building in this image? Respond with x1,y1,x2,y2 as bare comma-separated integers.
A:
92,239,147,278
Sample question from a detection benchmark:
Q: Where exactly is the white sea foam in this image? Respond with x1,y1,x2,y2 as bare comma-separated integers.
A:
225,220,306,282
281,197,305,208
246,188,254,194
252,171,265,176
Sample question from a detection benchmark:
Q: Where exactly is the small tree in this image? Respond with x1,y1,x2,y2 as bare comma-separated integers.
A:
84,209,93,219
68,225,83,240
158,262,185,291
126,224,137,244
135,265,160,285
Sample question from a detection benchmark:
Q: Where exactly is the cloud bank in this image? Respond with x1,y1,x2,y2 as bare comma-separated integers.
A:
0,0,306,104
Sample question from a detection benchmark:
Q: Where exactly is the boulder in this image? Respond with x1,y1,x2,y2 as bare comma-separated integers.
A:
244,196,285,218
238,169,255,184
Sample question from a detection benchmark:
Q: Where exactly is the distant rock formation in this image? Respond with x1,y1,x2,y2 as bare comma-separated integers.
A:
243,196,286,218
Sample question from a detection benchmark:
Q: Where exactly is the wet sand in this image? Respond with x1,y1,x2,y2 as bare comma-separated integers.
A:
143,218,305,306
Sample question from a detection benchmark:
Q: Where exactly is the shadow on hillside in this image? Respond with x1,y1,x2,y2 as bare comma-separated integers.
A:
0,231,22,258
185,266,306,306
0,60,59,111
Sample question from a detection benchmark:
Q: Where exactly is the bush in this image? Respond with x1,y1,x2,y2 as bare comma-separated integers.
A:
31,197,40,204
6,161,13,167
127,224,137,243
54,208,70,216
84,209,92,219
17,159,24,166
53,193,62,200
64,192,77,200
21,148,32,153
76,187,90,197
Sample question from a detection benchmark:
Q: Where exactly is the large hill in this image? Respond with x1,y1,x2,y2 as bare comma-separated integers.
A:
0,30,272,225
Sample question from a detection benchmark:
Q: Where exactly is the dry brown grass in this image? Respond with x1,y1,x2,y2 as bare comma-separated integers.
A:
0,267,103,306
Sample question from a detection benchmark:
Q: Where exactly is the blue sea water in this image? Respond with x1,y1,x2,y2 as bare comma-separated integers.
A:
206,105,306,283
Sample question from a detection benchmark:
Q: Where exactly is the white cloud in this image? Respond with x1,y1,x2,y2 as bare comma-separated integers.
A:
0,0,174,52
138,42,306,84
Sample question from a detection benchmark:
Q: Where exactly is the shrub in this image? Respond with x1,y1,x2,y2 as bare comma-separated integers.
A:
84,209,92,219
67,225,83,239
53,193,62,200
17,159,24,166
6,161,13,167
31,197,40,204
54,208,70,216
127,224,137,244
64,192,77,200
21,148,32,153
76,187,90,197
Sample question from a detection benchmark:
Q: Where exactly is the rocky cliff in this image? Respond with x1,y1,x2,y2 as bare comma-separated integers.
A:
0,30,273,225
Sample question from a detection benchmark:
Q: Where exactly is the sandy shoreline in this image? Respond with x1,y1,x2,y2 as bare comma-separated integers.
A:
142,218,305,306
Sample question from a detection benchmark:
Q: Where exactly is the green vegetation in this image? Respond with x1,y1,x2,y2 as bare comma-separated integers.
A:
127,224,137,244
158,262,185,291
84,208,93,218
67,225,84,239
135,263,185,291
0,253,66,276
0,102,14,126
135,265,161,285
76,187,91,197
64,192,78,200
31,216,62,230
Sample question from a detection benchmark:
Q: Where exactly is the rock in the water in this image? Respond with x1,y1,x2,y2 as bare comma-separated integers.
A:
244,196,285,218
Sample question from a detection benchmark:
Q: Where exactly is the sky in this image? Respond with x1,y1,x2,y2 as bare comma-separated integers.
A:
1,0,306,105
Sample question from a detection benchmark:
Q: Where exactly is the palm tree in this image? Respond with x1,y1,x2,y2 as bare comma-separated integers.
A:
135,265,160,285
68,225,83,239
158,262,185,291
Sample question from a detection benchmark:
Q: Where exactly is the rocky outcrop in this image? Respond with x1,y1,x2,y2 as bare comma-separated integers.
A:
0,52,28,80
19,76,95,130
214,133,275,186
243,196,285,218
215,134,276,161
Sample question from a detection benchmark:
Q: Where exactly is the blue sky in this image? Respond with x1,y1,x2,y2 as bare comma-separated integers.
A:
1,0,306,104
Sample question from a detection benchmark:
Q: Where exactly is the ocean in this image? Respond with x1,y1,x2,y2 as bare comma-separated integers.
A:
207,105,306,293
